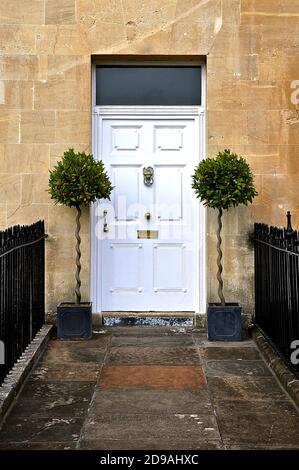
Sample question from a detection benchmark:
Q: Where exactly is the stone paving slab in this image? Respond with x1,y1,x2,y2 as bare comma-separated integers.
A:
108,346,201,365
78,439,223,450
31,363,101,382
90,390,212,415
55,334,110,347
191,337,206,346
41,344,107,363
0,417,84,442
200,347,261,360
99,365,206,390
0,441,76,450
8,381,94,418
204,360,272,378
81,413,220,442
217,410,299,447
226,444,299,450
199,339,254,348
207,376,290,402
214,399,298,417
111,335,196,347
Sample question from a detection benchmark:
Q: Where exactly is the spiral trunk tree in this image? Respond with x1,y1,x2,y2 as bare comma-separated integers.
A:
48,149,113,306
191,149,258,308
217,208,225,306
75,205,82,304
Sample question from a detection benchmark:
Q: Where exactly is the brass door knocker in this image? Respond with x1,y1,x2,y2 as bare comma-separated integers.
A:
143,166,154,187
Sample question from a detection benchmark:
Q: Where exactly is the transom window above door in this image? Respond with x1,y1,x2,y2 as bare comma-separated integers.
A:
95,66,202,106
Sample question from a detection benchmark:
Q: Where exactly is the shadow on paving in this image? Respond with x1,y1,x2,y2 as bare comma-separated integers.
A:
0,326,299,450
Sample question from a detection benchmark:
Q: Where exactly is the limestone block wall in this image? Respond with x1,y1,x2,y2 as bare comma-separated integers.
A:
0,0,298,318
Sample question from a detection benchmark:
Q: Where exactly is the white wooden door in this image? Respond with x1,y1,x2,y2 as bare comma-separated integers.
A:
99,115,199,311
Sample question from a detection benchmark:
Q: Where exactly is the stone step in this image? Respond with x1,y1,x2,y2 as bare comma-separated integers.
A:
102,312,195,327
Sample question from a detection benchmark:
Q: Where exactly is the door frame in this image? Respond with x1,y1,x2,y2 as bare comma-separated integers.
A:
91,63,206,315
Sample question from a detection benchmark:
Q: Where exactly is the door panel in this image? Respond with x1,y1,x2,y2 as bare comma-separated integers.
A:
110,243,143,292
111,125,142,153
154,166,183,221
100,117,198,311
154,125,184,152
153,243,186,292
112,166,141,221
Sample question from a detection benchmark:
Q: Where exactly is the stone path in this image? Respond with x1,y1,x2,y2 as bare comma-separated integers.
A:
0,326,299,450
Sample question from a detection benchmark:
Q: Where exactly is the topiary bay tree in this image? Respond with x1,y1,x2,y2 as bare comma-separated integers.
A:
48,148,113,305
192,149,257,307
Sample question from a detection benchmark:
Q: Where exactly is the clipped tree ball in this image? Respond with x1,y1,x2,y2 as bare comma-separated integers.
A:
192,149,257,210
48,148,113,207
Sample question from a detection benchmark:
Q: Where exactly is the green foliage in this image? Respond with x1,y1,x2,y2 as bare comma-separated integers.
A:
48,148,113,207
192,149,257,210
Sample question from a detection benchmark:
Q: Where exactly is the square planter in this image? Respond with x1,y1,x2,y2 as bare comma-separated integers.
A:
207,304,242,341
57,302,92,340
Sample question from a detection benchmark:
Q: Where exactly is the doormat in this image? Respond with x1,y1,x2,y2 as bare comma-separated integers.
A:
103,317,193,327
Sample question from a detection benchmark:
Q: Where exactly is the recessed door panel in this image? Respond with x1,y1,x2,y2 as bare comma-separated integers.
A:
154,126,184,151
112,166,141,221
112,126,141,153
153,243,186,292
154,166,183,221
110,243,143,292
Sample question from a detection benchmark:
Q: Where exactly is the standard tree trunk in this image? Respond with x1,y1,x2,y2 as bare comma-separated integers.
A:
216,208,226,306
75,205,82,304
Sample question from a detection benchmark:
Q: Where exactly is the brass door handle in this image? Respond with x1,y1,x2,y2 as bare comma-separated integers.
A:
103,210,109,232
144,212,151,220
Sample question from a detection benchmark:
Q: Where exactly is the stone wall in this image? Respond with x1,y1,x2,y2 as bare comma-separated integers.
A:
0,0,298,318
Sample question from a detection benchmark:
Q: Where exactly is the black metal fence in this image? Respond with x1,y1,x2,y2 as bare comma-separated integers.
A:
254,212,299,376
0,221,45,386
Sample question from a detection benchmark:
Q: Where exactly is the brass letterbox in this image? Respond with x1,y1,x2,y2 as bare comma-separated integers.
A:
137,230,158,239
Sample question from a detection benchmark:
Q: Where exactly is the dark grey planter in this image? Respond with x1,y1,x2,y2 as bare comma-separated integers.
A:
207,304,242,341
57,302,92,340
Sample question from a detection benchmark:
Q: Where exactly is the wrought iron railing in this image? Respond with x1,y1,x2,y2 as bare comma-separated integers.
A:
0,221,46,386
254,212,299,376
